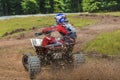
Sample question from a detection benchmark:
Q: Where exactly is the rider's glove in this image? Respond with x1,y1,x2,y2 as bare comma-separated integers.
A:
35,33,39,37
35,32,43,37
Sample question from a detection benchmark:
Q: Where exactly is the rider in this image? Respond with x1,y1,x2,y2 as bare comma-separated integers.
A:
43,13,77,43
54,13,77,43
35,13,76,46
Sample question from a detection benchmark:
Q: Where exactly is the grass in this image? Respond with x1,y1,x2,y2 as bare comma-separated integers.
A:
68,15,95,28
0,15,54,37
104,12,120,16
84,30,120,55
0,14,96,37
95,11,120,16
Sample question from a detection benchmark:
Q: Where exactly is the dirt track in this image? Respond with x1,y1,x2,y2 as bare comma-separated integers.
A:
0,14,120,80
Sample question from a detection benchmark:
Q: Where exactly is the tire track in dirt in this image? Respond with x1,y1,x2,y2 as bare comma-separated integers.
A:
36,59,120,80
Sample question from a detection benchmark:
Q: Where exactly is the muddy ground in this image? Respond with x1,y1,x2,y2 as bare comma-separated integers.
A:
0,14,120,80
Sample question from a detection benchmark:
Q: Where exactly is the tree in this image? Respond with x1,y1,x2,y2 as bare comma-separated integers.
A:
0,0,22,15
63,0,71,12
116,0,120,10
70,0,82,12
36,0,54,13
21,0,39,14
54,0,65,13
82,0,101,12
106,0,118,11
82,0,118,12
49,0,54,13
0,0,9,15
0,0,2,15
9,0,22,15
44,0,53,13
36,0,45,13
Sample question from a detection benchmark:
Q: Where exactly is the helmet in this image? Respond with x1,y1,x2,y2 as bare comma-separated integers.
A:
55,13,67,24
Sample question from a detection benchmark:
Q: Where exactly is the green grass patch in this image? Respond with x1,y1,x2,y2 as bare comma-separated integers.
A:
0,14,96,37
68,15,96,28
83,30,120,55
0,15,54,37
95,12,120,16
105,12,120,16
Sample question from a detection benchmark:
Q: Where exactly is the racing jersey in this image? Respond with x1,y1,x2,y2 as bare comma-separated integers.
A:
42,24,69,36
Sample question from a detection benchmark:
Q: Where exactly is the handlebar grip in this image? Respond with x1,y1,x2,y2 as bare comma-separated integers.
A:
35,32,43,37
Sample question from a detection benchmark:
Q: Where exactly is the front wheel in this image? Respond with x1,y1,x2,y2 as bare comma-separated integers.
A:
28,56,41,79
22,52,32,71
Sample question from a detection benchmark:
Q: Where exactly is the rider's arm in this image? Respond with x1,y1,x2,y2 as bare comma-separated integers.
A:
42,25,68,36
53,25,68,35
42,27,53,33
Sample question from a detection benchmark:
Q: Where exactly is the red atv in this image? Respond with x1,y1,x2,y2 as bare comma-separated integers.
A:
22,35,85,80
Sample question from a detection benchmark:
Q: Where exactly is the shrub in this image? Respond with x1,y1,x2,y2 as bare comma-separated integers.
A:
21,0,39,14
82,0,118,12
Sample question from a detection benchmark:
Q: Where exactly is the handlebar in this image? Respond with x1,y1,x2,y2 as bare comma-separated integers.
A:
35,32,43,37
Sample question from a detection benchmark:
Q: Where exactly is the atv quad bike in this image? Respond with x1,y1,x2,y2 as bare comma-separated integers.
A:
22,38,85,80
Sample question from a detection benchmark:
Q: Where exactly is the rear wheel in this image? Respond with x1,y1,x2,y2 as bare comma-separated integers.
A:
73,52,85,68
28,56,41,79
22,52,32,71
